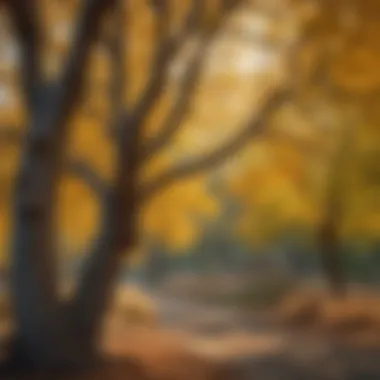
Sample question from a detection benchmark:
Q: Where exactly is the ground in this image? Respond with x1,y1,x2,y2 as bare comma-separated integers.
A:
2,280,380,379
102,284,380,380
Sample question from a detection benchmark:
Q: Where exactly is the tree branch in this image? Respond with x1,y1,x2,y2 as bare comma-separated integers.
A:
4,0,41,112
102,3,127,139
115,1,204,137
140,87,291,203
70,1,135,343
0,127,108,197
140,1,244,162
50,0,115,129
139,59,203,161
69,1,248,342
67,159,109,198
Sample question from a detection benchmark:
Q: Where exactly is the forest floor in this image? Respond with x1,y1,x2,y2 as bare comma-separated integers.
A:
101,285,380,380
3,281,380,379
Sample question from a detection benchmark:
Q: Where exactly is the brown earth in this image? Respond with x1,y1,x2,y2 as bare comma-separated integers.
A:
3,283,380,380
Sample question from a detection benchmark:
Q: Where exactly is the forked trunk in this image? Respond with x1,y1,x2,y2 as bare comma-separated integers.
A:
5,0,120,370
71,135,139,348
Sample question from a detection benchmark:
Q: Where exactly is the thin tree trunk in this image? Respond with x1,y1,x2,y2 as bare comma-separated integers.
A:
72,118,140,347
70,204,135,347
318,218,346,297
71,1,139,345
317,121,356,298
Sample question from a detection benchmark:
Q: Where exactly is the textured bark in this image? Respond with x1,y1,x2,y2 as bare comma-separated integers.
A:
6,0,114,368
11,125,60,366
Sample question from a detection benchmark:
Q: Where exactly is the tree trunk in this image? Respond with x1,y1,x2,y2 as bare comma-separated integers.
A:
318,218,346,297
9,115,63,367
70,226,132,348
317,119,355,298
7,122,101,369
72,126,140,348
4,0,120,370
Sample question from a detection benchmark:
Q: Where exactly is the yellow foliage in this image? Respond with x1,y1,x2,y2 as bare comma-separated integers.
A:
331,44,380,94
227,134,320,245
2,0,379,261
141,175,219,250
68,114,114,181
57,175,100,252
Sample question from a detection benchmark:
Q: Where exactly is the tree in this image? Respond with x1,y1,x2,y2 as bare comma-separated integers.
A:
292,0,380,296
0,0,294,371
227,0,380,297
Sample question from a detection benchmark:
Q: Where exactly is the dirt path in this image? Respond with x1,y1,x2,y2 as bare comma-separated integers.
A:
103,285,380,379
145,291,380,380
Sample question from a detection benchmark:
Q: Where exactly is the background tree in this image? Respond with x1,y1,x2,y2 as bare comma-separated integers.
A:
227,0,380,297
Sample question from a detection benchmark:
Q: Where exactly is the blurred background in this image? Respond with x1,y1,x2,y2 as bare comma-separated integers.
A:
1,0,380,379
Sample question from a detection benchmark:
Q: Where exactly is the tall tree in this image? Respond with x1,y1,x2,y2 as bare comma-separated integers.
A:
0,0,294,372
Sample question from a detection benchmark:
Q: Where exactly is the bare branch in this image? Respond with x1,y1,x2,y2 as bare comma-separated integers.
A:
141,0,246,161
140,41,207,162
115,1,204,135
51,0,115,128
139,68,201,162
140,87,291,203
67,159,109,198
106,3,127,138
4,0,41,111
108,25,125,114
